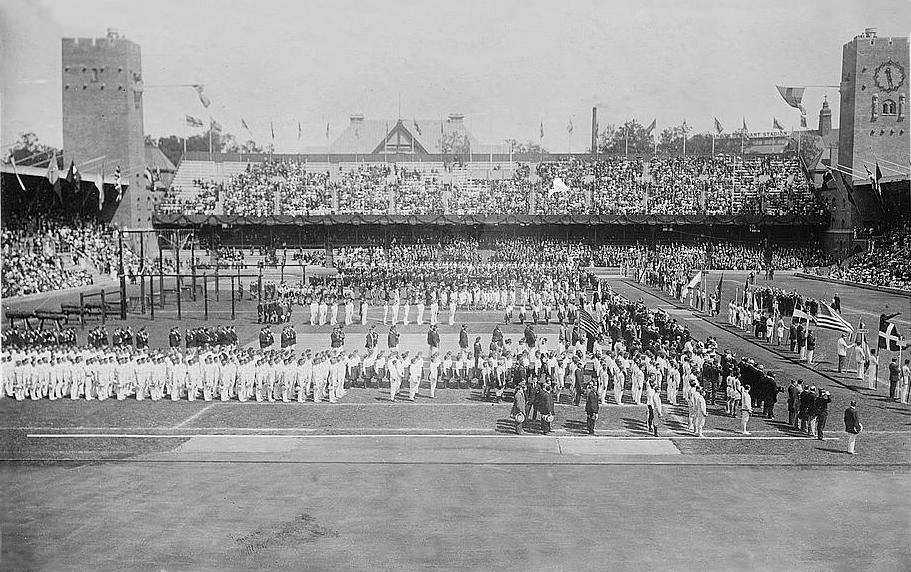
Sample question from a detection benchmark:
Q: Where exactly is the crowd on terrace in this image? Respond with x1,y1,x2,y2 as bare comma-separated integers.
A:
159,154,825,218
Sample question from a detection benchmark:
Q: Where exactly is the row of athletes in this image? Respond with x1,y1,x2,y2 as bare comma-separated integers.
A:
2,327,77,347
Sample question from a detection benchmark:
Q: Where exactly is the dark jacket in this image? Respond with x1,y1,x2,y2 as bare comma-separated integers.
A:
844,407,861,433
813,394,830,417
388,331,399,348
585,389,600,415
459,329,469,349
537,391,554,416
787,384,800,409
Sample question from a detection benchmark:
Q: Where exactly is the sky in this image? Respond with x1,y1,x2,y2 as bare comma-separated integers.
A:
2,0,909,153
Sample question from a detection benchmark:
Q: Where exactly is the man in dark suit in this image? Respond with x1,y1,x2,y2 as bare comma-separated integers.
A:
572,361,585,406
387,325,399,351
787,378,802,428
585,383,600,435
537,382,555,435
844,400,861,454
427,325,440,357
365,325,378,351
459,325,469,352
524,377,539,429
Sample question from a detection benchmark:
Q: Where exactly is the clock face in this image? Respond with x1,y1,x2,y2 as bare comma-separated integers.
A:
873,60,905,92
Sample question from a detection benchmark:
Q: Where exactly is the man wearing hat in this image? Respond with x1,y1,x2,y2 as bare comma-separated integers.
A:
844,401,862,454
787,379,802,429
537,381,555,434
814,388,831,440
511,381,527,435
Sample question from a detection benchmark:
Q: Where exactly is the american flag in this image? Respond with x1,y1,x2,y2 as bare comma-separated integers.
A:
579,308,600,338
811,302,853,334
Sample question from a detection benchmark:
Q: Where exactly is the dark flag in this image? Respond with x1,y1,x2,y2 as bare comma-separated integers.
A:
65,160,81,186
832,169,857,208
879,313,904,351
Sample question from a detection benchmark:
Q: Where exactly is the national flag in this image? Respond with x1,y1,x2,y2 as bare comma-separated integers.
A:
270,120,275,140
567,119,574,134
95,161,105,211
46,155,59,185
144,166,155,190
412,119,422,136
776,86,806,113
114,165,123,201
741,118,749,133
800,113,807,128
792,308,812,322
579,308,600,338
645,119,656,135
193,85,211,108
326,122,331,140
539,121,544,140
298,120,302,141
773,117,785,131
864,164,884,204
811,302,854,334
185,115,204,128
686,270,704,291
65,161,81,186
879,314,904,351
10,157,27,191
832,168,857,208
716,272,724,298
713,117,723,135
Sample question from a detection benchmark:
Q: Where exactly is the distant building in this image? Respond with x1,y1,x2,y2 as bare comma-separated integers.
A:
328,114,506,155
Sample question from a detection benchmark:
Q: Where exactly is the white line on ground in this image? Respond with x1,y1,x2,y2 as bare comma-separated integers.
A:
25,433,841,441
172,403,215,428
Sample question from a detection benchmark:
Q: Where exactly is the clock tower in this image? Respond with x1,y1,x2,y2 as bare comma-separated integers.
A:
837,28,909,224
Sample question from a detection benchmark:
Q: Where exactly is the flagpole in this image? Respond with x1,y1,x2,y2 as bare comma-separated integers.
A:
208,115,213,162
712,133,715,157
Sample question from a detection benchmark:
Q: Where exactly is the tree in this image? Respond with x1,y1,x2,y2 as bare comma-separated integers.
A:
657,126,686,154
598,120,655,155
4,132,58,167
505,139,548,155
441,131,471,155
148,122,252,166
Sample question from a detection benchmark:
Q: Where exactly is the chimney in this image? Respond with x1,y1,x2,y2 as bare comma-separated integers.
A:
591,107,598,155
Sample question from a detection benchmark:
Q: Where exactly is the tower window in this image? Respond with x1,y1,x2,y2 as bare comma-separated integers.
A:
882,100,896,116
91,68,99,82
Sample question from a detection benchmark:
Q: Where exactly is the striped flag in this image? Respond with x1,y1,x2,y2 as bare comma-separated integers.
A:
579,308,600,338
811,302,853,334
185,115,204,128
879,316,904,351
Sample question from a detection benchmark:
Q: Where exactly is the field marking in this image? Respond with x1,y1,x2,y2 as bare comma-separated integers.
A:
172,403,216,428
25,432,841,441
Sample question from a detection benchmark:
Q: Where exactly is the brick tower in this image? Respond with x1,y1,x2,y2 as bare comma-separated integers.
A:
62,29,151,229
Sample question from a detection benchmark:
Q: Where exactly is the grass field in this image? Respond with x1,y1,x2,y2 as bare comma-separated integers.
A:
1,273,910,571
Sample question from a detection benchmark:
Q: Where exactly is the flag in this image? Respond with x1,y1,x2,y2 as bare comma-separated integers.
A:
773,117,785,131
776,86,806,113
270,120,275,140
832,168,857,208
412,119,422,136
567,119,574,134
792,308,812,322
741,118,749,133
114,165,123,202
326,122,330,140
193,84,211,108
713,117,723,135
65,161,81,186
46,155,59,185
879,316,904,351
864,164,884,203
10,157,27,191
185,115,204,128
298,120,302,141
812,302,854,334
144,166,155,190
800,113,807,128
716,271,724,299
95,161,105,211
539,121,544,140
579,308,600,338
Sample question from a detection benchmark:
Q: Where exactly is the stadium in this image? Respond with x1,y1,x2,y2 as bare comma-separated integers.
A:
1,3,910,571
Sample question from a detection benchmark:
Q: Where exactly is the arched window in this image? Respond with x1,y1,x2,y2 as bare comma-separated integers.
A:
882,100,897,116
